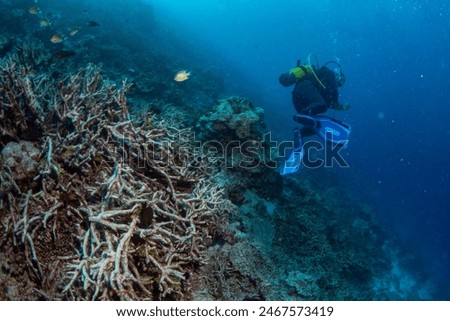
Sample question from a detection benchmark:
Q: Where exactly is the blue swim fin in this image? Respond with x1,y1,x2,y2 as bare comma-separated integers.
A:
280,128,304,175
315,116,351,147
293,114,351,147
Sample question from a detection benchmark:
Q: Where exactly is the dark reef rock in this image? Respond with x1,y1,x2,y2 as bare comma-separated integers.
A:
197,96,276,177
197,96,266,142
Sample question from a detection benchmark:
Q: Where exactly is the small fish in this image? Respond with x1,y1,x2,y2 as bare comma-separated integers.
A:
53,50,76,59
50,34,64,44
174,70,191,82
69,27,80,36
85,20,100,27
39,18,50,27
28,6,40,15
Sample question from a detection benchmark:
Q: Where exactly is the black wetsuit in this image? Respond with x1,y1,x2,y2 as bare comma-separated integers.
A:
291,66,340,116
280,66,340,137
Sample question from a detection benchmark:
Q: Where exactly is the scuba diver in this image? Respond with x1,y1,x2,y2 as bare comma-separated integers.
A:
279,55,351,175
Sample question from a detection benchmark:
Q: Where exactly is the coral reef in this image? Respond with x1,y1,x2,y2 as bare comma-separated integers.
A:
0,44,234,300
0,39,52,148
198,96,265,142
0,1,432,302
197,97,281,204
192,242,273,300
2,141,40,181
192,173,430,300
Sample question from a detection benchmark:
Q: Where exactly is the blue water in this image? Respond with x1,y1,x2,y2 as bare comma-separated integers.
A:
148,0,450,298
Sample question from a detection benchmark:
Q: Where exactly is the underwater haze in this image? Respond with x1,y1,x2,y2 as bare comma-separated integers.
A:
1,0,449,300
149,0,450,299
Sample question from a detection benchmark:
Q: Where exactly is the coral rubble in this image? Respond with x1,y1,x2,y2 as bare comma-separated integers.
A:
0,43,233,300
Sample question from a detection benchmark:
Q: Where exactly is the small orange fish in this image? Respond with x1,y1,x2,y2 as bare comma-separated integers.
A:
50,34,64,44
174,70,191,82
28,6,40,15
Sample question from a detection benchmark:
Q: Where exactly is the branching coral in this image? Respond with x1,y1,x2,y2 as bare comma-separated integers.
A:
0,43,234,300
0,39,53,147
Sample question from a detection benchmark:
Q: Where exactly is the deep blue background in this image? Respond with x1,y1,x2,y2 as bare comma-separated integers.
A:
147,0,450,298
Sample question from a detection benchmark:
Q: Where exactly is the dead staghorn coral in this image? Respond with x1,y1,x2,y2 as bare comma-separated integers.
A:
0,46,233,300
0,49,51,146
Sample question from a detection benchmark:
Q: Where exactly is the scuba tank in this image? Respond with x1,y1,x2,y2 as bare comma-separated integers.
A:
279,55,345,88
289,59,314,80
279,59,314,87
